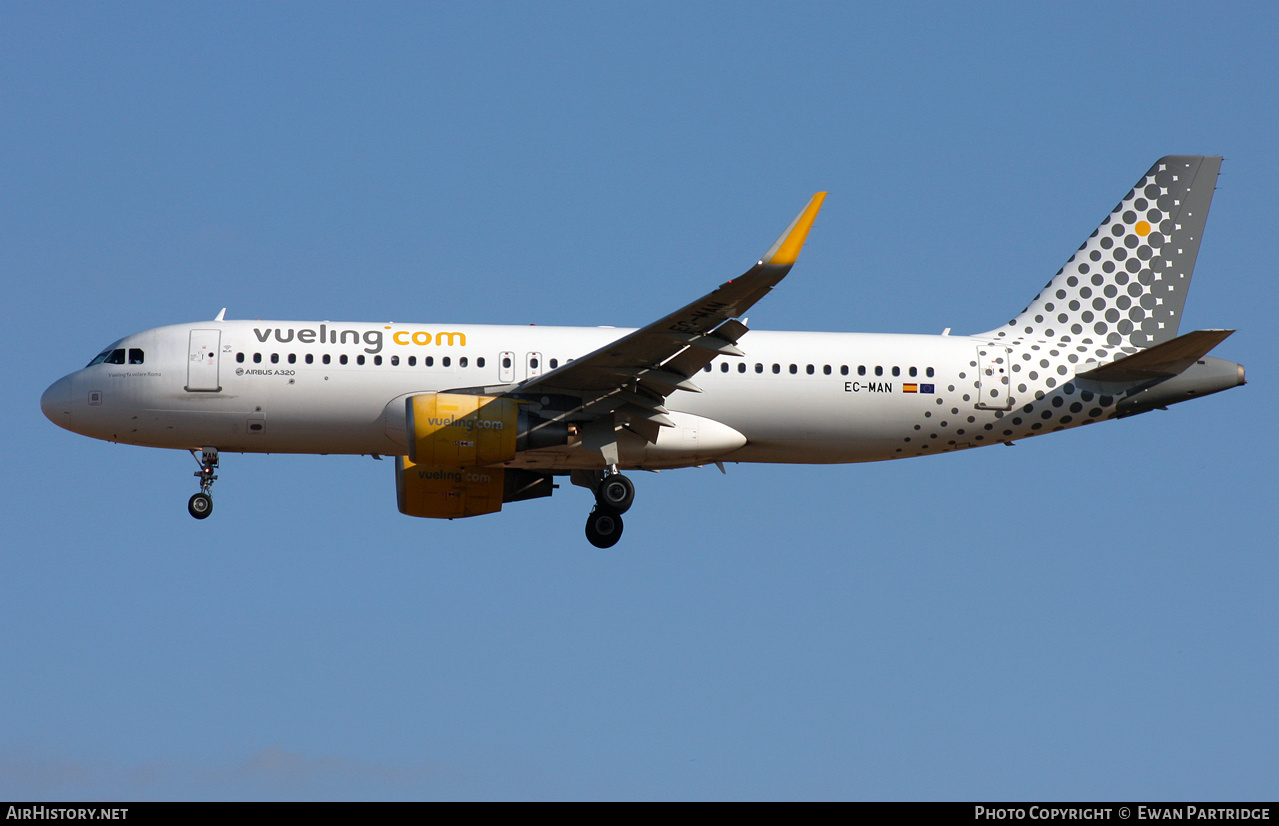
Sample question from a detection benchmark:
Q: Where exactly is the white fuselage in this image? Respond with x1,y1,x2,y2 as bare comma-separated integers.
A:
37,159,1245,544
41,318,1143,470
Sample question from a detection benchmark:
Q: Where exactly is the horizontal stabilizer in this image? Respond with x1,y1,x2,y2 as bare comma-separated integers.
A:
1076,329,1234,382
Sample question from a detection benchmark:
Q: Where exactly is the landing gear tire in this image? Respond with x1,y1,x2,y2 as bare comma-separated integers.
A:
188,447,219,520
585,508,624,549
595,474,635,514
188,492,213,519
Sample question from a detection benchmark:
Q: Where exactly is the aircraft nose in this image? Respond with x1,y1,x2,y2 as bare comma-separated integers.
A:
41,374,73,426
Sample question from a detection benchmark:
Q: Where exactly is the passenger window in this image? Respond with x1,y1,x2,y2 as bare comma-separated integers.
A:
357,355,365,365
789,364,797,374
253,353,262,364
322,354,331,365
858,365,866,376
236,353,245,363
408,356,416,366
704,365,712,372
721,363,729,373
772,364,780,374
738,363,746,373
909,366,917,377
926,367,935,377
503,356,512,368
755,363,763,373
391,355,399,366
481,357,489,368
442,357,451,367
305,354,314,364
288,354,296,364
374,355,382,365
840,365,849,376
891,366,900,377
823,365,831,375
875,366,883,376
340,355,348,365
460,357,468,368
806,365,815,375
425,356,434,367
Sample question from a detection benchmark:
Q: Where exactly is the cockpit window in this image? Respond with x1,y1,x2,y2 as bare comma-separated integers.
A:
87,347,126,367
128,349,144,364
86,340,128,368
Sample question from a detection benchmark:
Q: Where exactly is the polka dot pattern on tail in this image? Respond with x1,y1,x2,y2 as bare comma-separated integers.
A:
984,157,1221,350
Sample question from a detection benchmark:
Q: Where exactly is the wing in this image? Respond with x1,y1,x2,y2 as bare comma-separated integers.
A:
504,193,826,455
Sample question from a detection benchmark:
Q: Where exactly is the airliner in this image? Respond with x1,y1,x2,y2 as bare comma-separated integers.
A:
42,156,1244,547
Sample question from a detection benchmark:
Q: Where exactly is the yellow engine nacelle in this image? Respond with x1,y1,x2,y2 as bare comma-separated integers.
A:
396,393,564,518
396,456,506,519
407,393,519,466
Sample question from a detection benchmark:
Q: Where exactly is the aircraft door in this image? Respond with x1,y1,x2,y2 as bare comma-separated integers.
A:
976,345,1011,410
499,351,515,383
186,329,222,392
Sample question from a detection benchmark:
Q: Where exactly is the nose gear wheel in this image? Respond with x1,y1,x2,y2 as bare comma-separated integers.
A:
188,492,213,519
188,447,220,520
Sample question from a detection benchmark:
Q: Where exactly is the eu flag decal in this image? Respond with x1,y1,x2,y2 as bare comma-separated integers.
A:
903,383,935,394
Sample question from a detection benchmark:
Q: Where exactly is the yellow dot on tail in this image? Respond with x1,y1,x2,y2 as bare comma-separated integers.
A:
1135,220,1151,236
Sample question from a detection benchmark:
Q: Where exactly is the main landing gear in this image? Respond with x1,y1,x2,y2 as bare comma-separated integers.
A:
584,469,635,549
188,447,219,520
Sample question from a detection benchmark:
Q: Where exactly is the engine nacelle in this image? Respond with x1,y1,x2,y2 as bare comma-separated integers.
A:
403,393,572,465
396,457,505,519
398,393,562,519
407,393,519,466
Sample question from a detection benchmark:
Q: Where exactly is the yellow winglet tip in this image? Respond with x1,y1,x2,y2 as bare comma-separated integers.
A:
762,192,827,266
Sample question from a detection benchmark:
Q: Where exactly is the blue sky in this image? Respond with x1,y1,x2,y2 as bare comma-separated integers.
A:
3,2,1276,800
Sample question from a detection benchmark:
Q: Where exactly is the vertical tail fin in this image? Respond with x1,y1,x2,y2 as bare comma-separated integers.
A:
985,156,1221,349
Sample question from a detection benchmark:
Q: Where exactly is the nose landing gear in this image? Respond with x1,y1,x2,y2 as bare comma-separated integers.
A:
584,469,635,548
188,447,219,520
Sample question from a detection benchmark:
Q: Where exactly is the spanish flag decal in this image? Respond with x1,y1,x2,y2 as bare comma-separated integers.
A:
903,383,935,394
